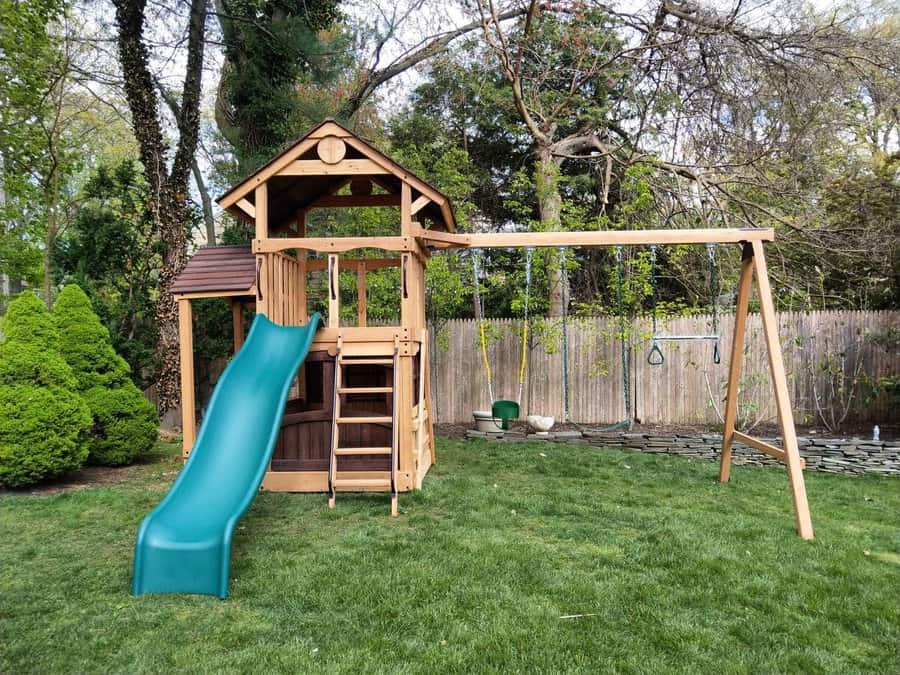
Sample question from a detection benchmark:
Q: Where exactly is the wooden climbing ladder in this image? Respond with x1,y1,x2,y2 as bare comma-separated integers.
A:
327,335,400,517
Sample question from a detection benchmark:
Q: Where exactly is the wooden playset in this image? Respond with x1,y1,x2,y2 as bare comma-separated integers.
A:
170,120,814,538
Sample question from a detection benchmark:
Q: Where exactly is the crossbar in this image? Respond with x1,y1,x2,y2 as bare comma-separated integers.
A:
733,431,806,469
653,334,720,341
420,227,773,249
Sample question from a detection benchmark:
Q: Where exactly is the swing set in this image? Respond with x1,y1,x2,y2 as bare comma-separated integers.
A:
448,228,812,540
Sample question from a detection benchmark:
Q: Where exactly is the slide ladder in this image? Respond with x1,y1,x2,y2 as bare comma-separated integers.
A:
328,335,399,517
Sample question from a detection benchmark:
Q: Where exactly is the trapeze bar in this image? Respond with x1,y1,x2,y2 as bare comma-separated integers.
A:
652,334,720,341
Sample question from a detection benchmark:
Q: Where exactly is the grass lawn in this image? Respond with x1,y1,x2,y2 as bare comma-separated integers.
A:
2,438,898,674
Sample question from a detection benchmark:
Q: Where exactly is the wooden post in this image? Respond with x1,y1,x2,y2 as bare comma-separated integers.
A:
751,240,814,540
328,253,340,328
720,243,754,482
297,210,308,323
254,183,267,240
255,183,269,319
357,261,367,326
400,182,412,235
231,300,244,353
178,298,196,458
400,253,413,328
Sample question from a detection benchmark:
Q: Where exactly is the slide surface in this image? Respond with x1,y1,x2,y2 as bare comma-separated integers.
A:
132,312,322,598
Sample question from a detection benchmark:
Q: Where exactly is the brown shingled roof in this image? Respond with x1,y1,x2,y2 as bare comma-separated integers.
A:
170,245,256,295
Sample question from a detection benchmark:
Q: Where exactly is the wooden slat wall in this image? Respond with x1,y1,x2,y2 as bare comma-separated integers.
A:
259,252,305,325
429,311,900,426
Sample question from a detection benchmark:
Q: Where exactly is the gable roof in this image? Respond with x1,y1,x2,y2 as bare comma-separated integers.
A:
216,119,456,232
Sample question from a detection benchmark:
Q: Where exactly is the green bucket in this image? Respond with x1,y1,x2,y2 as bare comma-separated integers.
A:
491,400,520,430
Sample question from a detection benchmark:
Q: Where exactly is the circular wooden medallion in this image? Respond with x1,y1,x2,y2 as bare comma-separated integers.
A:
316,136,346,164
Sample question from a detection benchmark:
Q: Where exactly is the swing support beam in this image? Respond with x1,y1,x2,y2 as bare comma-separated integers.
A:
430,226,812,541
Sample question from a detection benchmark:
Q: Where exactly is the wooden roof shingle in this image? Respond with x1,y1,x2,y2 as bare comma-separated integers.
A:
170,245,256,296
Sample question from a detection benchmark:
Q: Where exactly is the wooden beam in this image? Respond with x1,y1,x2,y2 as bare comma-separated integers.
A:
420,228,774,250
235,198,255,219
305,258,400,272
357,261,367,327
173,289,256,300
231,300,244,353
254,184,267,240
178,299,195,458
254,236,416,254
410,195,431,215
308,194,400,209
720,243,755,482
752,239,813,540
732,432,806,469
296,211,308,323
277,159,389,176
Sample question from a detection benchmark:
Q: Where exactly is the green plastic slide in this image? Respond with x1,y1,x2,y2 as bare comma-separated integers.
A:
132,312,322,598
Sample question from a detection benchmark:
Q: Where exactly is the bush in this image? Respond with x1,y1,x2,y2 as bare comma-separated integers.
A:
0,292,92,488
0,291,59,347
53,285,131,390
53,285,158,465
0,386,91,488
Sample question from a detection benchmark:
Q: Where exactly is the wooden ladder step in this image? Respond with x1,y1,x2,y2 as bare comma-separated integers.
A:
334,446,392,456
333,478,392,490
338,386,393,394
339,358,393,366
337,416,392,425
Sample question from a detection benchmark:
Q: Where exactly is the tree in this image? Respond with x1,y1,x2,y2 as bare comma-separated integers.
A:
112,0,208,416
0,292,91,487
53,284,158,465
214,0,346,173
0,0,68,300
54,160,159,386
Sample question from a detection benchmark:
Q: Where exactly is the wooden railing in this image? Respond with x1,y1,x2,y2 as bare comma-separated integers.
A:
257,252,305,326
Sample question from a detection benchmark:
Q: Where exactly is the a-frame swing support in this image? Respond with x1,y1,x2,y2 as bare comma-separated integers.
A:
719,242,813,540
422,227,813,540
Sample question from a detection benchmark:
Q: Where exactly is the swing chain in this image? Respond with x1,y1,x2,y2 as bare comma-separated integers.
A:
558,247,570,423
518,247,534,405
707,243,721,364
647,245,664,365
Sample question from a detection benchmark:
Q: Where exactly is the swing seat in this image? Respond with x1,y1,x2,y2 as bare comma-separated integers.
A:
492,400,520,430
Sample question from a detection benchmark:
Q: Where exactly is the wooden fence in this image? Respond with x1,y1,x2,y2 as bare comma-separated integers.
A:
429,311,900,427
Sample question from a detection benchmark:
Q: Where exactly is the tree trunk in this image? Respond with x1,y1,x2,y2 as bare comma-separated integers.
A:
114,0,207,417
42,163,60,308
535,146,564,316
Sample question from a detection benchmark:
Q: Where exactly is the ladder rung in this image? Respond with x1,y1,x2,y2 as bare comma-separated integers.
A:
333,478,392,489
338,386,393,394
334,446,392,456
337,416,392,424
340,358,393,366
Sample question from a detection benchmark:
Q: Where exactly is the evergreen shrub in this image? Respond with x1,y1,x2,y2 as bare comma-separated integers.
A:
53,285,158,465
0,293,91,487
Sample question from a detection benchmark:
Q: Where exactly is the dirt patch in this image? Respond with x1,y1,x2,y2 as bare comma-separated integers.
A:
0,464,136,497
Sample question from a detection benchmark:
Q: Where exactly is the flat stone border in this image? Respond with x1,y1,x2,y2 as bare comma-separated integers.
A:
465,429,900,476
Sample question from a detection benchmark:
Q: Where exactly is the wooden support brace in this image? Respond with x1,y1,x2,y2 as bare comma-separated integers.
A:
720,243,754,482
751,240,813,540
231,299,244,353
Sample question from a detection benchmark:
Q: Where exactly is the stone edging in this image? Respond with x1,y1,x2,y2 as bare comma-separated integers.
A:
465,430,900,476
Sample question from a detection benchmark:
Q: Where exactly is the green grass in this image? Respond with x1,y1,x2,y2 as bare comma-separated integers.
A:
2,438,898,674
